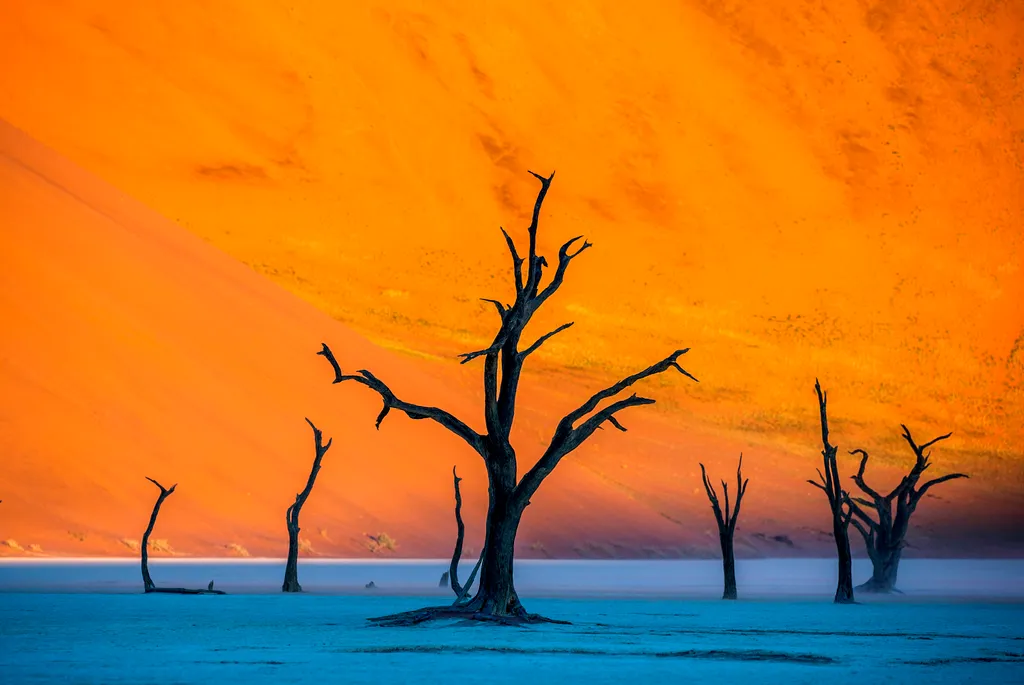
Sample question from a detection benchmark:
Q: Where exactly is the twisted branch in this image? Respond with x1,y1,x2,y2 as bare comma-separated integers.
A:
317,344,485,456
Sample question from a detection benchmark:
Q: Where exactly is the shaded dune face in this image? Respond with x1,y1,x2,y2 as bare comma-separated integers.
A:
0,1,1022,557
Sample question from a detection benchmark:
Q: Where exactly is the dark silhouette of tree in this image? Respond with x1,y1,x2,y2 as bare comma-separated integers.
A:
806,380,855,604
847,425,968,593
448,465,482,603
318,170,697,625
140,478,224,595
283,418,332,593
699,454,749,599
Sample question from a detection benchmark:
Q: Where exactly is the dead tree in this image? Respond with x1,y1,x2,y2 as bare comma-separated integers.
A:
806,380,856,604
448,466,483,603
699,454,749,600
141,478,224,595
318,170,698,625
847,425,968,593
283,418,333,592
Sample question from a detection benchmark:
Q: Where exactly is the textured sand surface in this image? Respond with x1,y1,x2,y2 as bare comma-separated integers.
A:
0,1,1021,556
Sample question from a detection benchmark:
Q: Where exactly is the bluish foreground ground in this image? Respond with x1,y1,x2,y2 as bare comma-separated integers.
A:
1,560,1022,683
3,593,1024,683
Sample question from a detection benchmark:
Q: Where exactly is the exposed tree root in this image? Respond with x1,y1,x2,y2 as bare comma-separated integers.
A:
368,605,571,627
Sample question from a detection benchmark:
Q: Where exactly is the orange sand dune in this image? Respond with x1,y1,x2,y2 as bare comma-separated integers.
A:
1,1,1023,555
0,120,1018,560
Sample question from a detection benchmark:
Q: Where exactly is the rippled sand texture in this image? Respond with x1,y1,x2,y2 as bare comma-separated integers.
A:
0,2,1021,557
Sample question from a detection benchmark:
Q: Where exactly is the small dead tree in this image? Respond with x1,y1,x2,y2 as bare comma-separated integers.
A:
699,454,749,600
806,380,855,604
847,425,968,593
448,466,482,603
141,477,224,595
319,170,698,625
283,418,333,593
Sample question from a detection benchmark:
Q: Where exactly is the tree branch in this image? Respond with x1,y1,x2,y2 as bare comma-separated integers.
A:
500,227,525,294
729,454,749,532
318,343,485,455
847,497,880,529
849,448,887,502
570,394,656,445
295,418,331,505
700,463,726,529
458,344,500,365
523,170,555,297
558,349,698,432
850,516,873,545
811,378,840,509
533,235,593,309
839,491,854,529
480,299,508,321
900,424,953,472
520,322,574,359
145,477,175,497
514,350,697,507
914,473,969,502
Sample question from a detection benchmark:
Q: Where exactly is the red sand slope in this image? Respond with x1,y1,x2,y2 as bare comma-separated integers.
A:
0,120,1018,559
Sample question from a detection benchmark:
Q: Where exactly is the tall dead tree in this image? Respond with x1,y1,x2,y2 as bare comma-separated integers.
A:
141,477,224,595
806,380,856,604
448,466,483,603
847,425,968,593
699,454,749,600
319,170,698,625
283,418,333,593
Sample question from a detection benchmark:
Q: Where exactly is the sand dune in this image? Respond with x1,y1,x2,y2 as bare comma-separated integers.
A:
0,1,1022,556
1,120,1017,558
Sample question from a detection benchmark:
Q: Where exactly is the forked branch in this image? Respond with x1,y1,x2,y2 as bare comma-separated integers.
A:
560,349,698,431
533,236,593,309
318,343,485,456
515,349,699,504
700,454,749,532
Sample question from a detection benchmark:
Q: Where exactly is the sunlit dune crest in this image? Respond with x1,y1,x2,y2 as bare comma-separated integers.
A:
0,1,1022,557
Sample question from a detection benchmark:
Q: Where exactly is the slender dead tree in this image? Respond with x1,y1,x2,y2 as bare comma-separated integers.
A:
847,425,968,593
699,454,749,600
141,478,224,595
283,418,333,593
318,170,698,625
448,466,483,603
806,380,856,604
142,477,175,592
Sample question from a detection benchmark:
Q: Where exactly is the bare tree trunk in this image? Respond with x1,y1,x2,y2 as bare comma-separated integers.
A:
860,546,902,592
719,531,737,600
807,380,856,605
448,466,467,597
140,477,225,595
833,510,855,603
283,418,332,593
141,477,175,593
699,455,748,600
321,170,698,626
468,475,524,616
